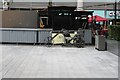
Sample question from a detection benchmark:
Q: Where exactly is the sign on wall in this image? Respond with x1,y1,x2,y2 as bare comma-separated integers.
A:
109,11,120,17
106,11,120,19
87,10,120,19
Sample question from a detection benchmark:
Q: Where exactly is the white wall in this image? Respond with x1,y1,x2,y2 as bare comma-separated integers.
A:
0,11,2,80
83,0,120,10
3,0,119,9
84,0,120,2
8,0,77,8
12,0,120,2
12,0,77,2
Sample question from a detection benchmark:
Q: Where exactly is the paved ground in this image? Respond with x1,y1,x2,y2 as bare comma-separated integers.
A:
107,40,119,56
0,44,118,78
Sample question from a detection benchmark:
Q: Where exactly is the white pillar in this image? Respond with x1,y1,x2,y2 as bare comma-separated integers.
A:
2,0,9,10
77,0,83,11
2,0,4,9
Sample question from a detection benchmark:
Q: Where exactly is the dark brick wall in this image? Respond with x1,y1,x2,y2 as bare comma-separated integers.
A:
2,11,38,28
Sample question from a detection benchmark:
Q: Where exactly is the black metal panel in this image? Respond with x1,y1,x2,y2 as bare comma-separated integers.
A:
48,6,93,30
48,6,76,12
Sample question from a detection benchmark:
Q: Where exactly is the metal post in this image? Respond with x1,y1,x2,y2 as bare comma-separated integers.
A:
114,0,117,25
118,1,120,19
48,0,52,7
104,3,107,18
30,2,32,10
